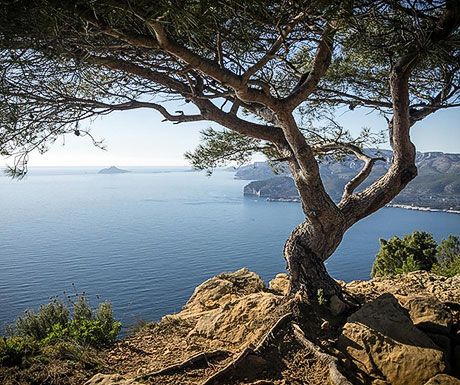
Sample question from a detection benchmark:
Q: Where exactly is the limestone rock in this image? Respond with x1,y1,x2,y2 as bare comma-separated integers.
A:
269,273,289,296
163,269,287,348
423,374,460,385
346,271,460,305
84,374,142,385
181,268,265,314
190,292,282,346
406,296,452,335
338,293,446,385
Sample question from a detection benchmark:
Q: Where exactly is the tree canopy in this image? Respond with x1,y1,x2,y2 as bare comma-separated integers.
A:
1,0,459,296
1,1,459,175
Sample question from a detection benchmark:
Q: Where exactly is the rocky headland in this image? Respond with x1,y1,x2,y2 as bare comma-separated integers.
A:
82,269,460,385
238,151,460,212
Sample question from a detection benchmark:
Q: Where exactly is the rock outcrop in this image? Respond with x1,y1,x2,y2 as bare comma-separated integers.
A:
83,270,459,385
269,273,289,295
345,270,460,304
340,271,460,385
338,294,446,385
167,268,286,347
243,176,299,201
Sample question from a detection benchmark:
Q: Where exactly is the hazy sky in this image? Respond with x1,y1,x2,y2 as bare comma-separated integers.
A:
2,104,459,168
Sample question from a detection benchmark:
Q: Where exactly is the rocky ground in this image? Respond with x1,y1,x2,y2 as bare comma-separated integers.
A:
81,269,460,385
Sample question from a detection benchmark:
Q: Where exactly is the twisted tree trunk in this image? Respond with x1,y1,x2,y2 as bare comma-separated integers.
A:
281,161,347,300
284,221,344,299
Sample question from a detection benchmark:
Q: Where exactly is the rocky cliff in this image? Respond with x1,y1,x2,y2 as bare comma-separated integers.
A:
84,269,460,385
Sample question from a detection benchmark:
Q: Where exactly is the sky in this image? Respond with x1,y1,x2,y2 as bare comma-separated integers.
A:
2,104,460,168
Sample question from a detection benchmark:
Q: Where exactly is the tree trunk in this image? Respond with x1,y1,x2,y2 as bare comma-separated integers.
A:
284,220,344,300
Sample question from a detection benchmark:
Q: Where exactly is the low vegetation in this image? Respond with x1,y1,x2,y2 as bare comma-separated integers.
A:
372,231,460,277
0,292,121,385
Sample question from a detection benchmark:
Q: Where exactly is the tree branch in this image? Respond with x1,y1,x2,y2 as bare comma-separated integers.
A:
282,25,335,111
312,143,386,199
241,11,306,83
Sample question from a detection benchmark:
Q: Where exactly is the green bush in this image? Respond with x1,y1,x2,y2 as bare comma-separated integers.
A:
371,231,438,277
1,292,121,367
0,336,39,366
42,312,121,347
431,235,460,277
11,301,69,341
371,232,460,278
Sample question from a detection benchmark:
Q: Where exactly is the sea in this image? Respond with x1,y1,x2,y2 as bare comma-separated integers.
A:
1,167,459,332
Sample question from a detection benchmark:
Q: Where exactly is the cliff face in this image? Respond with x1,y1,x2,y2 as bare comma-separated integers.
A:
243,176,299,200
85,270,460,385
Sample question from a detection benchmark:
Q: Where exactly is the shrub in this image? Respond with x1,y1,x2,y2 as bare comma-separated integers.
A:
0,336,39,366
41,340,103,368
2,292,121,367
371,231,438,277
12,301,69,341
43,316,121,347
431,235,460,277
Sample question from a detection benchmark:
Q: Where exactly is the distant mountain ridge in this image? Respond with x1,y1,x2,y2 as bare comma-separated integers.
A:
238,150,460,211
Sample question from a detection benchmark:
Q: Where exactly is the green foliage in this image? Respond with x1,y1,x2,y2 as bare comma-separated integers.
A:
11,301,69,341
371,232,460,278
395,255,421,275
317,288,327,305
184,128,266,175
42,317,121,347
431,235,460,277
0,336,39,366
371,231,438,277
1,292,121,367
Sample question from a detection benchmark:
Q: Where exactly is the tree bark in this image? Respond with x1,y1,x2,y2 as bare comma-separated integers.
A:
282,159,346,300
284,220,344,299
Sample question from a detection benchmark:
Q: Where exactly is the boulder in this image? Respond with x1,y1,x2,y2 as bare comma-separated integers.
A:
189,292,282,346
84,374,142,385
338,294,446,385
423,374,460,385
406,296,452,335
180,268,265,314
164,269,286,348
269,273,289,295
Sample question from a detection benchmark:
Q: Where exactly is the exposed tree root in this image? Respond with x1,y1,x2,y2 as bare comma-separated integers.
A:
254,312,293,353
130,309,342,385
201,346,254,385
291,323,352,385
338,289,361,309
201,312,293,385
134,349,230,381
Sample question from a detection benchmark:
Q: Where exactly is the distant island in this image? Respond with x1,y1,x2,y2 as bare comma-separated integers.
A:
98,166,130,174
238,150,460,212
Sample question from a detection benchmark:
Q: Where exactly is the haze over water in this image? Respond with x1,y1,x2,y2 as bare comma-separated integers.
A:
1,167,459,331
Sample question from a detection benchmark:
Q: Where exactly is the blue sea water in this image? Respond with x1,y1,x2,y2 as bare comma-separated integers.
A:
1,167,459,332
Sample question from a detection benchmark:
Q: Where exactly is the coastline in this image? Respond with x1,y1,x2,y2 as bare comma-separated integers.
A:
264,197,460,214
386,203,460,215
